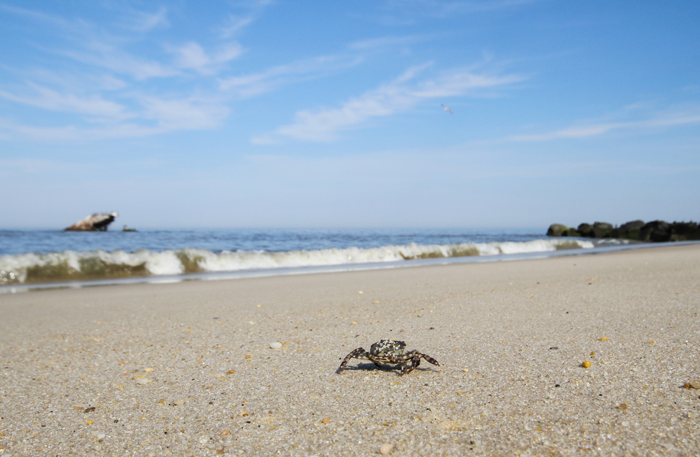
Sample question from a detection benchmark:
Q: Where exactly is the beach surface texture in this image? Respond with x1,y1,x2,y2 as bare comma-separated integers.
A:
1,244,699,456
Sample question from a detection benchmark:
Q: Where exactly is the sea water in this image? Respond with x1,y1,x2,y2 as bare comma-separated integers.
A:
0,228,636,290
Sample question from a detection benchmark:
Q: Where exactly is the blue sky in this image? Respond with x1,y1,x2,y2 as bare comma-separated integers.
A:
1,0,699,229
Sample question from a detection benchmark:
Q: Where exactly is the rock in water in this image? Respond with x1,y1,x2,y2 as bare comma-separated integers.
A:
577,223,594,238
669,222,700,241
65,212,118,231
555,219,699,242
546,224,569,237
640,220,671,242
611,220,645,240
592,222,613,238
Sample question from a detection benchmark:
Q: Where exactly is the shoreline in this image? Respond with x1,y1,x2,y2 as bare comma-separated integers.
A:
1,244,699,455
4,239,698,294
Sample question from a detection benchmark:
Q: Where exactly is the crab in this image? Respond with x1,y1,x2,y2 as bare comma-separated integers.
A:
337,339,440,376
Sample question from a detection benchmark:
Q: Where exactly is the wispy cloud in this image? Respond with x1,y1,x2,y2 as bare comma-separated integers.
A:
0,3,78,29
256,63,523,142
508,124,622,142
125,7,169,32
0,3,249,141
61,38,244,80
0,120,89,141
219,0,275,38
219,54,363,97
384,0,540,18
348,34,434,51
0,87,230,141
3,4,243,82
58,42,178,80
371,0,540,25
507,108,700,142
171,42,244,74
220,15,255,38
0,83,130,120
0,95,229,142
139,96,230,130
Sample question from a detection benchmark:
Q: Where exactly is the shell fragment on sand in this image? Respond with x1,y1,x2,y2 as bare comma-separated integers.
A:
380,443,394,454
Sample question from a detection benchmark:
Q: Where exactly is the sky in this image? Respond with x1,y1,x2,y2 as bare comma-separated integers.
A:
1,0,699,229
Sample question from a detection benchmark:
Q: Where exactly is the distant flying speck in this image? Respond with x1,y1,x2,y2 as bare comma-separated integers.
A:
441,104,453,114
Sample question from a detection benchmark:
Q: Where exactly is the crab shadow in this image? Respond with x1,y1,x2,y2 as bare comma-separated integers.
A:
336,362,435,376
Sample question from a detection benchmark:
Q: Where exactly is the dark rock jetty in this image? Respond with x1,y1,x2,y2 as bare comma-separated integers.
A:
547,220,700,242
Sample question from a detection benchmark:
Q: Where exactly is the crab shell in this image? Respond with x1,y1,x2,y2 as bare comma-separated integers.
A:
370,339,407,357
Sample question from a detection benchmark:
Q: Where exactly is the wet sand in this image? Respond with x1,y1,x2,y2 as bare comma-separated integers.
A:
1,244,699,456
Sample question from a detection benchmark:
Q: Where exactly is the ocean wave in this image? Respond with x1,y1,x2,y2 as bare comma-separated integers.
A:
0,239,594,285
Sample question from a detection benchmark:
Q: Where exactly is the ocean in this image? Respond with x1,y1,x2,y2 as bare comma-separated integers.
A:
0,228,636,292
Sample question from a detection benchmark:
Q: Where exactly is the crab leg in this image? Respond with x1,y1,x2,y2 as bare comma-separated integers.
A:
399,354,421,376
399,351,440,376
337,347,369,373
420,353,441,371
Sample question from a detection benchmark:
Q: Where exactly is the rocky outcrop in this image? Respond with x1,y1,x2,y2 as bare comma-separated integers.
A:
577,223,594,238
547,219,700,242
572,222,613,238
546,224,569,237
592,222,613,238
65,212,118,231
666,221,700,241
611,220,645,240
638,220,700,242
639,220,671,242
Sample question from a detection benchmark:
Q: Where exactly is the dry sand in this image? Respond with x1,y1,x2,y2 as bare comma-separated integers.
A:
1,244,699,456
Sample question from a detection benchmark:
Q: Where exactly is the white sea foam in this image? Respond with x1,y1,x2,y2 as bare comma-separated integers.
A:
0,239,594,285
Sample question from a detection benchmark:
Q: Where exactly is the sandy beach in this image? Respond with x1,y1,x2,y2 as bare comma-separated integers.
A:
1,244,699,456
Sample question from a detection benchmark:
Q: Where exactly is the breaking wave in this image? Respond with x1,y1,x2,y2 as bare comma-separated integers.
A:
0,239,594,285
0,240,594,285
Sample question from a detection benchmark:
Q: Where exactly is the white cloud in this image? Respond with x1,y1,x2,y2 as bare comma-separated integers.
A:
175,42,210,69
60,43,178,80
128,7,169,32
0,89,230,141
0,3,76,29
0,5,176,81
250,135,279,145
0,104,228,141
0,119,86,141
220,15,255,38
273,84,413,142
647,112,700,128
219,54,363,97
383,0,540,18
219,0,275,38
348,34,431,51
263,64,523,142
172,42,244,74
100,74,128,91
0,83,130,120
1,5,179,80
508,124,622,142
507,108,700,142
0,3,239,141
139,96,230,130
